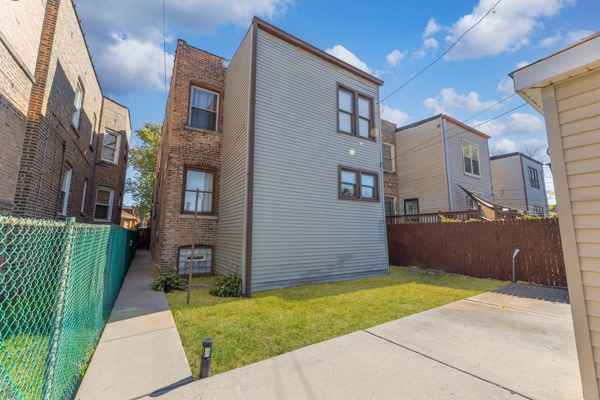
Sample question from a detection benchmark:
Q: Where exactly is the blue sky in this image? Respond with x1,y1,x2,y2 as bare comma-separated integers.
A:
74,0,600,206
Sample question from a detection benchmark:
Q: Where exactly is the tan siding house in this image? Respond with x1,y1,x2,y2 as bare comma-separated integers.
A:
392,114,493,215
511,32,600,399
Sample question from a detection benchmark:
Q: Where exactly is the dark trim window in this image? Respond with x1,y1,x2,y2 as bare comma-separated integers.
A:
339,166,379,201
178,246,212,275
404,198,419,215
528,166,540,189
462,140,480,177
337,85,374,139
94,187,114,222
384,195,397,216
182,167,215,214
382,143,394,172
189,86,218,131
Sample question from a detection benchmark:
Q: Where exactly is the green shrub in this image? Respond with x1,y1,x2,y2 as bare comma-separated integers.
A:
209,270,242,298
151,270,187,291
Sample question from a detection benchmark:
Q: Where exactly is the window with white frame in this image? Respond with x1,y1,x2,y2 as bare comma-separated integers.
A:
178,246,212,275
533,206,544,216
382,143,394,172
528,167,540,189
72,81,83,129
462,140,480,176
182,167,215,213
101,130,120,164
467,192,482,210
404,198,419,215
339,167,379,201
94,188,114,221
80,179,88,214
89,114,96,147
384,196,397,216
189,87,218,131
58,167,72,216
337,85,374,139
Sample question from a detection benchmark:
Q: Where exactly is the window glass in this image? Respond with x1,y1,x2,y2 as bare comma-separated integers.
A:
59,168,72,215
183,168,214,213
462,141,480,176
361,173,376,199
178,247,212,275
72,81,83,128
358,118,370,138
404,199,419,215
340,168,378,201
190,87,217,131
339,89,353,112
341,170,357,197
94,188,113,221
101,131,119,163
358,97,371,118
382,144,393,171
384,196,396,216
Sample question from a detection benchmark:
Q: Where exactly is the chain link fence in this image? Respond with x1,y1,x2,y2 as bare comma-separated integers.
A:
0,216,136,399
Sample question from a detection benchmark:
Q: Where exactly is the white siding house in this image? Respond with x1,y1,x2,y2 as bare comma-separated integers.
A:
511,32,600,399
490,152,549,216
393,114,493,214
215,18,389,295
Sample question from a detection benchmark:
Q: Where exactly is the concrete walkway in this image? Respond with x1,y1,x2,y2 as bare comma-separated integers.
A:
75,250,193,400
76,251,582,399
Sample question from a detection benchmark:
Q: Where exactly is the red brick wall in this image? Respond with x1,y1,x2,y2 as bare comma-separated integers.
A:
152,40,226,273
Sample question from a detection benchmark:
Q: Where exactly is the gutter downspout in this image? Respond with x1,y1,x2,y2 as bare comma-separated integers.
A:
442,117,453,211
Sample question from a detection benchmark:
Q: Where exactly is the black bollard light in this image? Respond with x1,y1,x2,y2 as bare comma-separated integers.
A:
164,277,172,293
199,338,213,379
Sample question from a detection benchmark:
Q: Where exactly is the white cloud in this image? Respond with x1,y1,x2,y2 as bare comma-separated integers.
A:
473,112,545,137
386,50,406,67
497,77,514,94
424,88,500,114
411,49,427,60
538,34,562,48
326,45,372,74
515,61,530,69
75,0,293,95
443,0,575,60
423,18,441,38
95,35,175,96
490,138,518,154
381,105,410,126
423,38,439,50
566,29,594,44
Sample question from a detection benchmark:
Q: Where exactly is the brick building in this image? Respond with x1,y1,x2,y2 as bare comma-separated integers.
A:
152,18,388,296
0,0,129,223
381,120,399,216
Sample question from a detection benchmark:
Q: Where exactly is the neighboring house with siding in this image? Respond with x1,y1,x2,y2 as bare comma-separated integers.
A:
0,0,129,224
390,114,493,215
152,18,388,296
511,31,600,399
490,152,549,216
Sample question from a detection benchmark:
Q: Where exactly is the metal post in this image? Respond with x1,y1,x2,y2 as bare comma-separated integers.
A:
199,338,213,379
187,189,199,304
512,249,520,283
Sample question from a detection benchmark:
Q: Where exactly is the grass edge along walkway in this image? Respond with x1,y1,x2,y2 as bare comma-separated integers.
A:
167,266,509,378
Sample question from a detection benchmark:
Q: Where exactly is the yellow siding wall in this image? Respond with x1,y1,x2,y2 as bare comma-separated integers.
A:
554,69,600,390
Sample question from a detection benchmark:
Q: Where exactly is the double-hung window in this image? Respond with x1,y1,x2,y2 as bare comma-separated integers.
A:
339,167,378,201
72,81,83,129
189,87,218,131
384,196,397,216
337,85,374,139
58,167,72,216
528,167,540,189
462,140,480,176
94,188,114,221
404,198,419,215
382,143,394,172
182,167,215,214
101,130,120,164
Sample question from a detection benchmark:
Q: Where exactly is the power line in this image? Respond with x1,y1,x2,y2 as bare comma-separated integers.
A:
381,0,503,103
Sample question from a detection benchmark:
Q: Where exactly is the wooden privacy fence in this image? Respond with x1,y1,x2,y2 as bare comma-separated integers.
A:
387,218,567,287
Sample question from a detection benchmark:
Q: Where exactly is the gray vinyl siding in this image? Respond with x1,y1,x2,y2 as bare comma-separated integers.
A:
395,118,449,214
490,155,527,211
215,29,252,276
446,120,493,210
249,29,388,292
521,156,548,216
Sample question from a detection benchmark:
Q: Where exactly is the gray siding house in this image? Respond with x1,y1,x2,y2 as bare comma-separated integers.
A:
391,114,493,215
153,17,389,296
217,18,388,294
490,152,549,216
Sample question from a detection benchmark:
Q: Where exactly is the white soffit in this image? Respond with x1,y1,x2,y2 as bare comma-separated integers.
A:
510,32,600,113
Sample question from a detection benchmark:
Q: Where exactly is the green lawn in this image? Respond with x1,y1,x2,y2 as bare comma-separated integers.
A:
167,266,509,378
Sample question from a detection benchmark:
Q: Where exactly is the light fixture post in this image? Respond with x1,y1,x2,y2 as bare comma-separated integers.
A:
199,338,213,379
